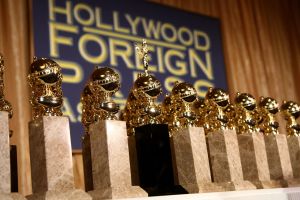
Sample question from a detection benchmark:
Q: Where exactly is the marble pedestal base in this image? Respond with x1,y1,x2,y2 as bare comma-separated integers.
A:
28,117,92,199
26,189,91,200
0,112,11,193
237,132,280,189
82,134,93,191
287,136,300,178
286,136,300,186
0,193,25,200
29,116,75,193
264,134,294,187
206,130,256,191
89,120,147,199
88,186,147,200
171,127,224,193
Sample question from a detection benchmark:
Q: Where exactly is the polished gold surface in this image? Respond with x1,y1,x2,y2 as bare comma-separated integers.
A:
194,97,207,127
123,39,162,135
162,81,197,133
81,66,120,132
281,101,300,136
204,87,230,132
81,85,93,133
258,97,279,135
28,57,63,119
0,54,12,118
90,66,120,120
234,92,259,134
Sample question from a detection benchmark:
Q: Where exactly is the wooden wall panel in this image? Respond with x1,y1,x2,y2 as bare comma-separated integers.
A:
0,0,299,193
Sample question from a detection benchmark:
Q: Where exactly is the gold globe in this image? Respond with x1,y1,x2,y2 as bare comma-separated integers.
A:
28,57,63,119
281,101,300,119
133,74,162,99
259,97,279,114
172,82,197,103
235,92,256,111
90,66,120,93
30,58,61,85
206,88,229,107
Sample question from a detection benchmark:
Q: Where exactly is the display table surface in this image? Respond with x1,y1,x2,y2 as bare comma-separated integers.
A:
118,187,300,200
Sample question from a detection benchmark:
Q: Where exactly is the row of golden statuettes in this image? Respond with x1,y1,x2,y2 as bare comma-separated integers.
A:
0,39,299,138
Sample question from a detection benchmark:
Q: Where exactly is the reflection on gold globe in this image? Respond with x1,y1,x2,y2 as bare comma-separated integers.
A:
259,97,279,114
28,57,63,119
235,92,256,111
206,88,229,107
91,66,120,93
30,58,61,85
133,74,162,99
172,82,197,103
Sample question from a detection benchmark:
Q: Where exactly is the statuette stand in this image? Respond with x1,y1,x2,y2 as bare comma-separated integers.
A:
206,129,256,191
237,132,281,188
88,120,147,199
286,136,300,186
0,112,25,200
171,127,224,193
264,134,295,187
82,134,94,191
27,116,91,200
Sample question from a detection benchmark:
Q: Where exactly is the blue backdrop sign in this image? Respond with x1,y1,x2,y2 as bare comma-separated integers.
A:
32,0,228,149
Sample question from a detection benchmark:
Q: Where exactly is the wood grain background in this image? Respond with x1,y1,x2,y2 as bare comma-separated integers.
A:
0,0,299,194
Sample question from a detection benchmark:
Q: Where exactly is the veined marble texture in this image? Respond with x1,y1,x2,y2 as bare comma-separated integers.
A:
237,132,282,189
171,127,223,193
287,136,300,186
29,116,75,193
0,111,10,193
89,120,147,199
207,130,256,191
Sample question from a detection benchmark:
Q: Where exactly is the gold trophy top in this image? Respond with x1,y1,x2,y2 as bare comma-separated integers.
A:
258,97,279,135
281,100,300,136
81,84,94,133
204,87,230,132
28,57,63,119
123,39,162,135
194,97,207,127
163,81,197,133
234,92,258,134
88,66,120,120
0,54,13,118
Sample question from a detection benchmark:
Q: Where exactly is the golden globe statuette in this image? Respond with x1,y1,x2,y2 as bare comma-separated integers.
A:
205,88,256,191
194,97,207,127
281,101,300,136
27,58,91,199
124,40,185,195
28,57,63,119
0,55,24,200
88,66,120,121
0,54,12,118
282,101,300,185
204,88,230,133
123,39,162,136
84,65,147,198
168,85,224,193
258,97,280,135
162,81,197,134
80,84,94,191
235,94,282,188
234,92,259,134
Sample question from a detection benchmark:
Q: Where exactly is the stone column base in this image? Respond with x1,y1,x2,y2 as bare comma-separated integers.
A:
251,180,283,189
284,179,300,187
26,189,91,200
88,186,147,199
219,180,257,191
0,193,26,200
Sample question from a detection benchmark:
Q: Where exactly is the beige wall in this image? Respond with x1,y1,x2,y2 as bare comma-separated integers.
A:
0,0,299,194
